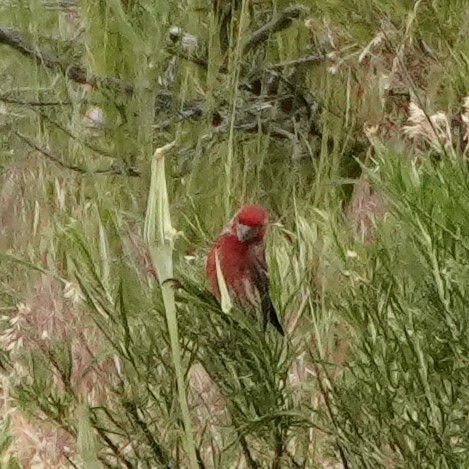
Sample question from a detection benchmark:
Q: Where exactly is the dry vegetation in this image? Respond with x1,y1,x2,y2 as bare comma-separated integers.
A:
0,0,469,468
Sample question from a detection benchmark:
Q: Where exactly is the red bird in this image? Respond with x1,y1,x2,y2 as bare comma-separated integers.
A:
206,204,285,335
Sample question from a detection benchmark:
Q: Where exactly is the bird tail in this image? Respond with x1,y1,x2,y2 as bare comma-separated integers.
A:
263,298,285,336
249,266,285,336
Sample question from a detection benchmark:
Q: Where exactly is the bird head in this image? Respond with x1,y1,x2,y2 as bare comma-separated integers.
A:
230,204,269,244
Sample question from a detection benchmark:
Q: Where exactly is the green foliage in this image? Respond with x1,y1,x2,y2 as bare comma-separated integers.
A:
0,415,20,468
0,415,13,455
332,155,469,467
1,0,469,466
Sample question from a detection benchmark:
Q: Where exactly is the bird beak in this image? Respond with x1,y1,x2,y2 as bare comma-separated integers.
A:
236,223,257,242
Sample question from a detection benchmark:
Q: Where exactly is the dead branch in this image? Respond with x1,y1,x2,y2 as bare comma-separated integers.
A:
33,108,113,158
13,130,87,173
160,10,322,140
243,4,309,54
0,94,102,107
166,27,208,70
0,24,132,92
173,50,209,70
13,131,141,177
0,96,73,107
1,10,323,163
269,53,326,69
42,1,78,11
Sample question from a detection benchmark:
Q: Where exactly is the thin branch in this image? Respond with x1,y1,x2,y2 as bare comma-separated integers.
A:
152,104,204,131
285,448,303,468
309,350,350,469
271,430,285,469
195,446,208,469
166,9,316,71
0,95,73,106
63,454,81,469
269,53,326,69
13,130,141,177
34,108,113,158
91,423,135,469
165,27,208,70
13,130,87,173
173,50,208,70
239,434,260,469
0,94,102,108
0,24,132,92
243,4,309,54
123,400,176,468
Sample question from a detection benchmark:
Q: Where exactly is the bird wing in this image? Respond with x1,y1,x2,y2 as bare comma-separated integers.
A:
205,243,221,300
248,246,285,336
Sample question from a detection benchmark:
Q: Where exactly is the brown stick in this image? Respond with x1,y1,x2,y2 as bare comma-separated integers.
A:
243,4,309,54
13,131,141,177
269,53,326,69
0,25,132,92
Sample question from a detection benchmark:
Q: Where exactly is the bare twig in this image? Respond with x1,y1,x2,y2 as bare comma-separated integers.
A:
239,434,260,469
269,53,326,69
1,15,322,165
178,52,209,69
243,4,309,54
33,108,113,158
0,24,133,92
0,95,74,107
309,346,350,469
166,26,208,70
286,448,303,468
13,131,141,177
91,423,135,469
123,400,176,468
13,130,87,173
0,94,102,108
42,0,78,11
152,104,204,131
272,430,285,469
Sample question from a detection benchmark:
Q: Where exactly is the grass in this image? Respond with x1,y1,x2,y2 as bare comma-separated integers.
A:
331,154,469,467
0,0,468,467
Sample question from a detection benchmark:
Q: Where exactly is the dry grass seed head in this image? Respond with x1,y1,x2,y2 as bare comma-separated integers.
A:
0,274,119,467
